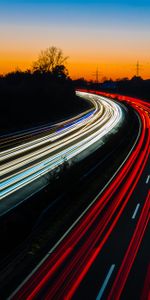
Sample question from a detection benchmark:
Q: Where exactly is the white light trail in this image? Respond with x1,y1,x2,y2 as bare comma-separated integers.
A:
0,91,123,200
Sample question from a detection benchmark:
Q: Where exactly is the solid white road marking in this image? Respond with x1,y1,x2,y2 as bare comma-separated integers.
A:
96,264,115,300
132,203,140,219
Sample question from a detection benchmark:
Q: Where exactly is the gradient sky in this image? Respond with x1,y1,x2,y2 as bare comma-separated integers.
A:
0,0,150,80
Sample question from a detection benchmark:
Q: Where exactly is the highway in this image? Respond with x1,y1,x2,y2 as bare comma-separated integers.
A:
0,91,123,211
8,92,149,300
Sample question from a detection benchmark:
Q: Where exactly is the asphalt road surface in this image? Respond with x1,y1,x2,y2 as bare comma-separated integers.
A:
9,92,150,300
0,91,123,216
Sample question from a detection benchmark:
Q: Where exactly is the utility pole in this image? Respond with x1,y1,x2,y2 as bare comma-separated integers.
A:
136,61,141,77
96,66,99,83
93,66,101,83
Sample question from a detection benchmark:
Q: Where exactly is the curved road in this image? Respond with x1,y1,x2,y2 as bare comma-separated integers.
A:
9,91,150,300
0,92,122,204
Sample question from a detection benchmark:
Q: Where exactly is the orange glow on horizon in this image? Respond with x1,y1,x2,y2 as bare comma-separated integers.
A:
0,52,149,81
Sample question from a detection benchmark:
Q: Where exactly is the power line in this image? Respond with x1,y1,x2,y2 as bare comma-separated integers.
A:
136,61,142,77
93,66,101,83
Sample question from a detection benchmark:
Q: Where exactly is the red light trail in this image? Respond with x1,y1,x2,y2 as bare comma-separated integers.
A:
11,91,150,300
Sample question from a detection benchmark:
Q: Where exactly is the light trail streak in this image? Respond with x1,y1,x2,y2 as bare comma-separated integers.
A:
8,91,150,300
0,92,122,200
140,263,150,300
108,191,150,300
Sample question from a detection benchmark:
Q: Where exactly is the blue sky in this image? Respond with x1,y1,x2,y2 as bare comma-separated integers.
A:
0,0,150,79
0,0,150,4
0,0,150,28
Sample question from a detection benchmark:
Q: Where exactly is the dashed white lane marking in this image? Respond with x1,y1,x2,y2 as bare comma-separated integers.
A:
132,203,140,219
146,175,150,184
96,264,115,300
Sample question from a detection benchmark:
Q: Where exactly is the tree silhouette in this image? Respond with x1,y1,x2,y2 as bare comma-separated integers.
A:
52,65,69,79
33,46,68,74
